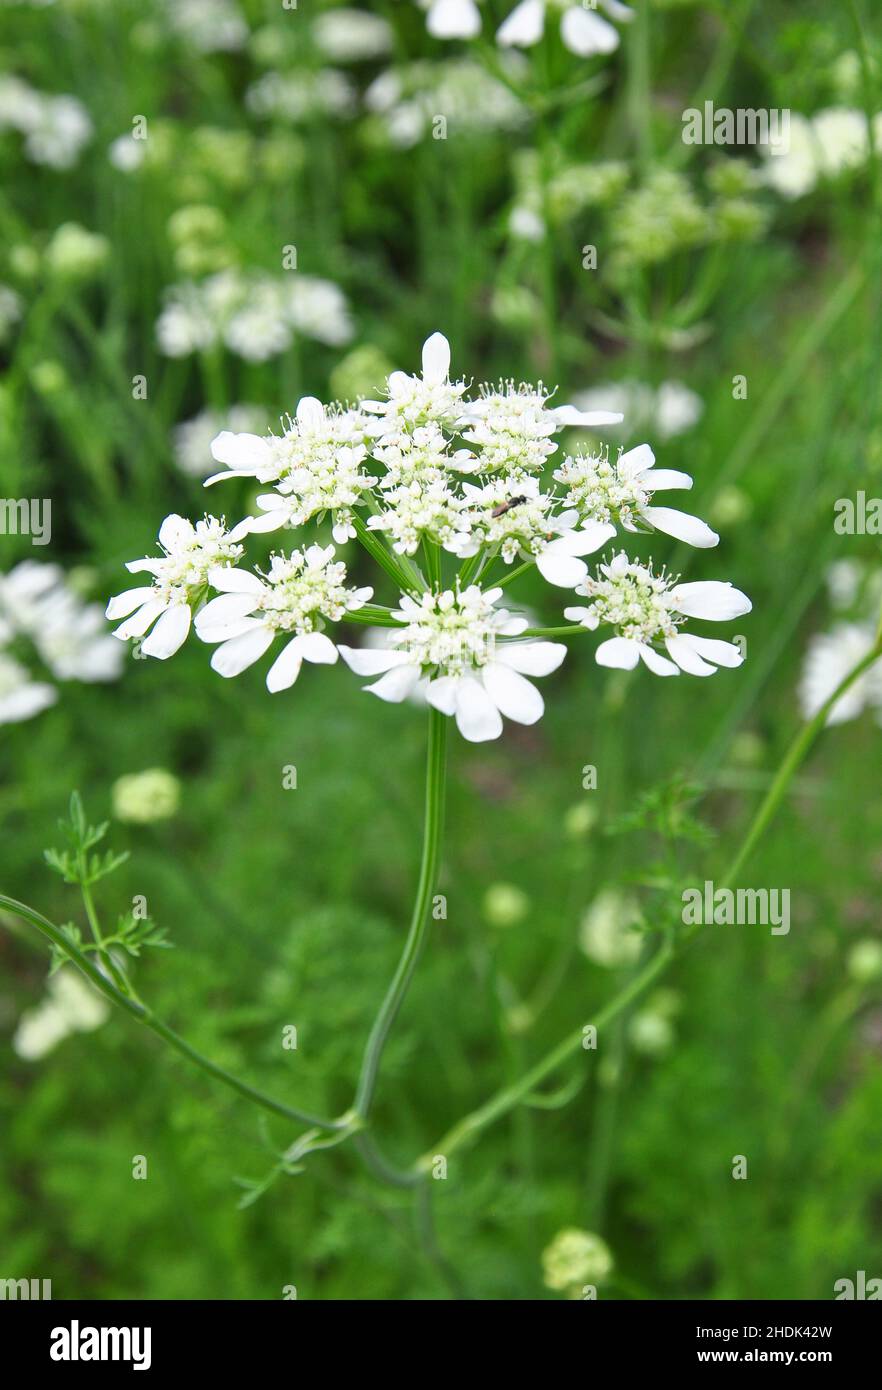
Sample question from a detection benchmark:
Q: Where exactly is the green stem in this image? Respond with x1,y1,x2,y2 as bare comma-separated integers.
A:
0,894,341,1132
353,706,448,1120
414,637,882,1169
351,512,423,595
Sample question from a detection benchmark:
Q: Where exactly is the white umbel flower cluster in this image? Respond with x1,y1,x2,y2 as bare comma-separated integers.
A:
108,333,751,740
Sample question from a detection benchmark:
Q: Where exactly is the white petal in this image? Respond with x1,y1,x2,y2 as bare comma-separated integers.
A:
482,663,544,725
496,640,566,676
536,549,588,588
208,568,265,595
678,634,744,668
602,0,634,21
140,603,192,660
642,506,719,548
563,605,596,628
454,676,504,742
426,676,459,715
618,443,655,478
338,644,410,676
641,469,693,491
670,581,752,621
266,637,304,692
421,332,450,384
497,0,545,48
209,431,272,470
637,643,679,677
105,587,155,620
210,626,275,678
560,5,619,55
196,592,259,629
552,405,624,427
114,599,166,640
595,637,640,670
299,631,338,664
428,0,481,39
158,514,191,550
563,521,617,556
366,663,422,702
296,396,325,429
665,635,717,676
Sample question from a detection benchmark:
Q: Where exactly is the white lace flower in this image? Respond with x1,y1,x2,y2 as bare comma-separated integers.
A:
368,477,467,556
451,475,614,586
339,584,566,742
497,0,633,58
798,622,882,726
207,398,375,543
107,515,245,659
554,442,718,548
173,406,266,479
362,332,469,440
194,545,372,690
375,422,471,488
457,380,623,476
564,553,750,677
313,9,393,61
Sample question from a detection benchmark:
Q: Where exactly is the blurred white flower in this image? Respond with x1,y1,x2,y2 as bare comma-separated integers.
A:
157,272,354,361
579,887,642,967
108,133,145,172
246,70,356,123
365,58,528,146
542,1228,614,1295
173,406,266,479
763,107,882,199
0,653,56,725
0,75,91,168
572,380,704,441
166,0,248,53
313,9,393,61
0,283,23,344
13,968,109,1062
420,0,482,39
798,621,882,726
498,0,633,58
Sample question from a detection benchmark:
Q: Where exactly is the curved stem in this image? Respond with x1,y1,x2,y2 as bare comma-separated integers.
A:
414,637,882,1169
0,894,341,1132
354,706,448,1120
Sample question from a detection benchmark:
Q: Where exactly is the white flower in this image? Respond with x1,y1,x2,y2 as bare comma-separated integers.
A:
564,553,751,677
572,380,703,441
209,398,375,543
313,9,393,61
762,107,882,200
554,442,719,548
422,0,483,40
13,967,110,1061
156,272,353,361
0,75,92,168
365,58,528,146
172,405,266,479
246,70,356,123
363,332,469,440
451,474,613,586
497,0,633,58
0,652,56,725
0,561,124,695
166,0,249,53
112,768,181,824
580,887,642,966
107,515,245,659
798,622,882,726
108,133,145,172
339,584,566,742
456,380,623,477
34,593,124,682
368,476,467,556
194,544,372,690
